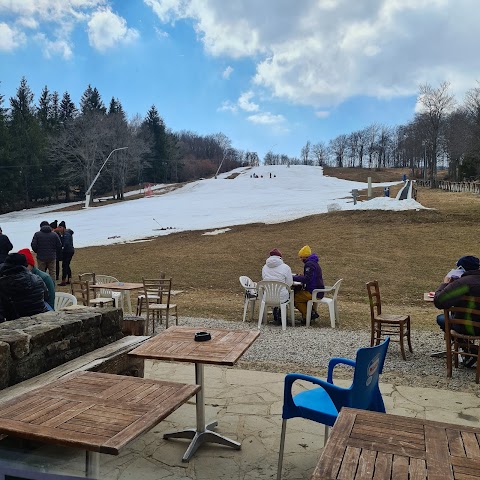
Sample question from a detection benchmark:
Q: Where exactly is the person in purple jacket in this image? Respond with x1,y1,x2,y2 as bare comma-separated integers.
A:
293,245,325,323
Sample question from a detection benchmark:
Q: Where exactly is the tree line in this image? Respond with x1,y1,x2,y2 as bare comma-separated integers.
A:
269,82,480,183
0,77,261,213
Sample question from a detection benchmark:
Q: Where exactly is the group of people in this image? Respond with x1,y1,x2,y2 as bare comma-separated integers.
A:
32,220,75,285
261,245,324,325
0,220,74,322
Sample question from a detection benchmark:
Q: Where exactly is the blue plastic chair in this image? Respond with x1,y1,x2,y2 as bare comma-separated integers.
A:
276,338,390,480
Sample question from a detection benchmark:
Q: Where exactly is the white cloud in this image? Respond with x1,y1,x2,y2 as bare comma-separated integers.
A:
145,0,480,108
87,7,139,52
34,33,73,59
0,22,26,51
16,17,38,29
218,100,238,113
315,111,330,118
154,26,169,37
238,90,259,112
222,65,233,79
247,112,285,125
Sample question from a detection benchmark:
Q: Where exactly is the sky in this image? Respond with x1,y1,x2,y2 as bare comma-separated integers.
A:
1,0,478,160
0,165,423,250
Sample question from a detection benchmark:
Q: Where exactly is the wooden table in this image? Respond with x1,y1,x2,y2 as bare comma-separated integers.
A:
424,291,447,358
90,282,143,314
0,371,199,478
129,326,260,461
424,292,435,302
90,282,184,314
312,407,480,480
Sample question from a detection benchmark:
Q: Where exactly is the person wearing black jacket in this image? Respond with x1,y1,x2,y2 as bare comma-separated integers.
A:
0,253,48,322
0,226,13,264
31,221,62,282
58,221,74,285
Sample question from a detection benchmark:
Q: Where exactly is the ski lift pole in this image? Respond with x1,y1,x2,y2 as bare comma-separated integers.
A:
84,147,128,208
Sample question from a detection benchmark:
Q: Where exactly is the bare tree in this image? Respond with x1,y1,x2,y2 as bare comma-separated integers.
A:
300,141,311,165
418,82,455,184
329,135,348,167
312,141,328,166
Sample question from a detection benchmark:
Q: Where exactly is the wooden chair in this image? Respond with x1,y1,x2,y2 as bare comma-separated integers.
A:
78,272,96,284
136,272,165,315
71,279,114,308
366,280,412,360
444,295,480,383
142,277,178,334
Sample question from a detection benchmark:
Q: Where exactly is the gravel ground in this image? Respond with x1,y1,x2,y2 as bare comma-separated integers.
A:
174,316,480,395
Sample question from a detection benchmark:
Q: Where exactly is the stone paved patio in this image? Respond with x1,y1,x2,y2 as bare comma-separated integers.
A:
1,360,480,479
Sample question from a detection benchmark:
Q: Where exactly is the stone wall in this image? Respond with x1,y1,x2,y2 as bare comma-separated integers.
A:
0,307,123,389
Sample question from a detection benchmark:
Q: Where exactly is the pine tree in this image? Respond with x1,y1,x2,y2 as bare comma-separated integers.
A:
59,91,77,123
80,85,106,115
142,105,168,182
8,77,45,207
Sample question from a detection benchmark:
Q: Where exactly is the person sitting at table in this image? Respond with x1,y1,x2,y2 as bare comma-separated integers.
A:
261,248,293,325
293,245,324,324
434,255,480,366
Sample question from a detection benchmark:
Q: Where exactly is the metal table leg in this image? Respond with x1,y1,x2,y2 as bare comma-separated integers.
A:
163,362,241,462
86,451,100,478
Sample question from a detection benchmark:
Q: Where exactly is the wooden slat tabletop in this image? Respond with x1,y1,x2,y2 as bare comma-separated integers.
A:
90,282,143,291
0,371,199,455
312,408,480,480
129,326,260,366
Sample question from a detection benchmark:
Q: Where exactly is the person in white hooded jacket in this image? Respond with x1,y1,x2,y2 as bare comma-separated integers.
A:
261,248,293,324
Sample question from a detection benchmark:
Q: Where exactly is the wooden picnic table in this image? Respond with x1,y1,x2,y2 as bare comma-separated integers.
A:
311,407,480,480
0,371,199,478
129,326,260,461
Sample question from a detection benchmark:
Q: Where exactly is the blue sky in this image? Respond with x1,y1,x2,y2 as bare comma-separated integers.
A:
0,1,478,160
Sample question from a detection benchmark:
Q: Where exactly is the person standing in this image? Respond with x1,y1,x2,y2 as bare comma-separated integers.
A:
261,248,293,325
58,221,74,285
293,245,325,323
31,221,62,282
53,223,63,282
0,226,13,264
18,248,55,310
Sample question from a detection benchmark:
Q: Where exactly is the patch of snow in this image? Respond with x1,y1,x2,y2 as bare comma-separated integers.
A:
202,228,232,236
0,165,425,250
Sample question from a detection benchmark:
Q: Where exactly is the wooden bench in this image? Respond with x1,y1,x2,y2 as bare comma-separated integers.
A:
0,335,149,405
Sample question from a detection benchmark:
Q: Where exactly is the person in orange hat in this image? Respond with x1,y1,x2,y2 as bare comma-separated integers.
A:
18,248,55,309
293,245,325,323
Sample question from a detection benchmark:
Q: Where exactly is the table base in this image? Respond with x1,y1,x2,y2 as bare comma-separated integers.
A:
163,363,241,462
164,420,240,462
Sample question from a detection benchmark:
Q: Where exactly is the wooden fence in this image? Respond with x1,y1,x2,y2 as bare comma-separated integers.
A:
417,179,480,193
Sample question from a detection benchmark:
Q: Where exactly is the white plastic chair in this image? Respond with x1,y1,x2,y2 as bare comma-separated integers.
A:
257,280,295,331
54,292,78,310
95,274,126,310
239,276,258,322
306,279,343,328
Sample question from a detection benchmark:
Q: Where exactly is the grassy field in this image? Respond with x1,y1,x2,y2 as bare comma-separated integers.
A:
59,167,480,332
